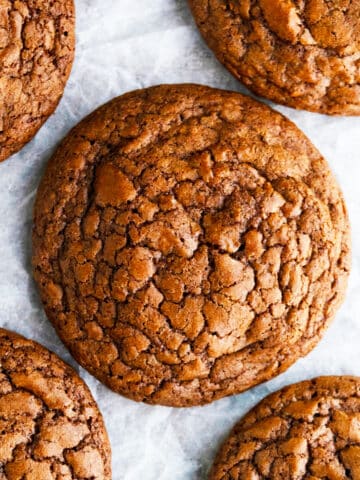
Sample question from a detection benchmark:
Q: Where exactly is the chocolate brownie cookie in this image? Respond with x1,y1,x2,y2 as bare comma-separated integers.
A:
32,84,350,407
0,328,111,479
0,0,75,162
210,376,360,479
188,1,360,115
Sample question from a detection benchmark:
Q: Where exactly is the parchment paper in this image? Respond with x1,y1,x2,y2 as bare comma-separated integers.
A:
0,1,359,478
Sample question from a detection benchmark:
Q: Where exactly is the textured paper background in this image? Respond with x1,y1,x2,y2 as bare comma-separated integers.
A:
0,1,359,478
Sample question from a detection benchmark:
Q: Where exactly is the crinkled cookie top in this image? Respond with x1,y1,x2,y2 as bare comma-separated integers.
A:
189,0,360,114
33,84,350,407
0,328,111,479
0,0,75,161
210,376,360,479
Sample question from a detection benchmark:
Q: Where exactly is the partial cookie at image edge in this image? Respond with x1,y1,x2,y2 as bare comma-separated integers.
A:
0,328,112,479
209,376,360,479
188,0,360,115
0,0,75,162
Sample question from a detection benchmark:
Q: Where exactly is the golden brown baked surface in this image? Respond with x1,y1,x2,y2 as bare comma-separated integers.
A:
0,0,75,162
0,328,111,479
33,84,350,407
210,376,360,479
189,0,360,115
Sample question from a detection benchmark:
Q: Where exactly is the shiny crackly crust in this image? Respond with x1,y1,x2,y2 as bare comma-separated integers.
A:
210,376,360,479
0,0,75,162
188,0,360,115
0,328,111,479
32,84,350,407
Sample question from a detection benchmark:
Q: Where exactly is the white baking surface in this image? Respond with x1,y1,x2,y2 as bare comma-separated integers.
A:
1,1,359,478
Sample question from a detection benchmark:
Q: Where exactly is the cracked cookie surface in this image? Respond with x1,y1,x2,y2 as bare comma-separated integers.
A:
0,328,111,479
189,0,360,115
32,84,350,407
210,376,360,479
0,0,75,162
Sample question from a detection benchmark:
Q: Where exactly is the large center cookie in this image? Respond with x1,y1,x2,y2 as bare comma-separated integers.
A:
33,84,350,407
0,0,75,162
189,0,360,115
0,328,111,479
210,376,360,479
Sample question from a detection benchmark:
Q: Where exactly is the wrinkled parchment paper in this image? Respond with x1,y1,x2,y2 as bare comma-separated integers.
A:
1,1,359,478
